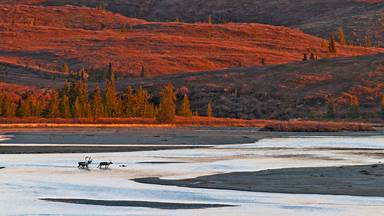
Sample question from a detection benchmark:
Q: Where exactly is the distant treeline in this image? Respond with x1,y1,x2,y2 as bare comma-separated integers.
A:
0,65,213,123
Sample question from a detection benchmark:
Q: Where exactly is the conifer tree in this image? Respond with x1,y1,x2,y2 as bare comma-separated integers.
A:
328,33,337,53
72,96,82,118
208,15,213,24
18,94,34,117
33,96,45,117
3,99,16,117
178,94,192,117
104,80,119,117
326,95,336,119
338,26,347,45
107,62,115,82
303,53,308,61
143,103,156,118
135,86,151,117
157,83,176,123
0,92,16,117
260,57,266,65
62,80,71,97
207,102,213,117
124,86,134,117
321,40,328,50
91,86,104,118
63,64,70,74
140,66,146,78
48,92,60,118
349,95,360,118
310,52,316,60
79,81,90,117
366,36,373,47
60,94,71,118
79,67,88,81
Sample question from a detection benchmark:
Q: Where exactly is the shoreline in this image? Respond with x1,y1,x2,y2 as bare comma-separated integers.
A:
134,164,384,197
0,127,261,154
1,127,382,154
41,198,235,209
0,117,381,132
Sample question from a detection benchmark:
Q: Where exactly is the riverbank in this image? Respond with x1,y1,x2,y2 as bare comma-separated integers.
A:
0,127,263,153
1,126,382,154
135,164,384,197
0,117,381,132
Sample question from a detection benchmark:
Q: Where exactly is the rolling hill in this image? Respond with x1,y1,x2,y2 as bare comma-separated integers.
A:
0,4,383,78
2,52,384,120
117,52,384,120
17,0,384,46
1,2,384,121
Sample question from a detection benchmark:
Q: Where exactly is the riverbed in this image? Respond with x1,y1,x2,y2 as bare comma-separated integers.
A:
1,133,384,215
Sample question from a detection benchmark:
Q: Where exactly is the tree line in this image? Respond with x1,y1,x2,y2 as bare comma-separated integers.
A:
325,94,384,119
0,70,214,123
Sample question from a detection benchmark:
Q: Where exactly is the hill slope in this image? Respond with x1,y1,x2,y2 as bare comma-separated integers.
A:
119,53,384,120
27,0,384,46
2,52,384,120
0,4,383,77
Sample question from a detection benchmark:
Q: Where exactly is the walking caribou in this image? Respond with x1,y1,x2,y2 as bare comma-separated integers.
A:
78,156,92,169
97,161,113,169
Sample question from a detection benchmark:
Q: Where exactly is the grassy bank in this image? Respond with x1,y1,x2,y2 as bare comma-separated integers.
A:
261,120,377,132
0,117,381,132
0,117,270,128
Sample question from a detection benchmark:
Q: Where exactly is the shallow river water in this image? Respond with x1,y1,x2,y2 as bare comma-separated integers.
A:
1,135,384,215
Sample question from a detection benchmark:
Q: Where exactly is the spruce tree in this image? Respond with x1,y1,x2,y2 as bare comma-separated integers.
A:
143,103,156,118
124,86,134,117
208,15,213,24
366,36,373,47
178,94,192,117
349,95,360,119
33,97,45,117
326,95,336,119
0,92,4,116
107,62,115,82
3,98,16,117
157,83,176,123
321,40,328,49
78,81,90,117
60,94,71,118
48,92,60,118
260,57,266,65
91,86,104,118
135,86,151,117
328,33,337,53
0,92,16,117
104,80,119,117
310,52,316,60
18,94,33,117
73,96,82,118
338,26,347,45
63,64,70,74
140,66,146,78
207,102,213,117
62,80,71,98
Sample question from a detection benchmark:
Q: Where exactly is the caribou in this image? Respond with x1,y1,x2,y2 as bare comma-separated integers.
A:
97,161,113,169
78,156,92,169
